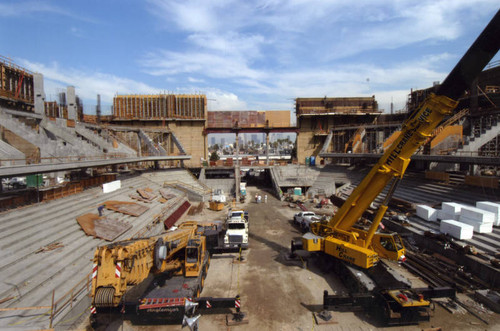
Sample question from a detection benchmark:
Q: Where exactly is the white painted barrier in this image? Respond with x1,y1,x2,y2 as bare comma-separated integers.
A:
103,180,121,193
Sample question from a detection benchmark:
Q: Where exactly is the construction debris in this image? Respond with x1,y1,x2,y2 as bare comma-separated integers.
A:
76,213,131,241
104,200,149,216
137,188,157,201
159,189,177,200
475,290,500,313
35,242,64,253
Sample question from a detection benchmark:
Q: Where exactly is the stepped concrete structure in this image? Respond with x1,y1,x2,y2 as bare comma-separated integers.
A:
0,169,194,329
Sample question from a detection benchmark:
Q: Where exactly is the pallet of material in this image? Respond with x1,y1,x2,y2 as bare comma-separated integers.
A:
460,206,496,224
458,216,493,233
440,219,474,240
416,205,437,222
476,201,500,226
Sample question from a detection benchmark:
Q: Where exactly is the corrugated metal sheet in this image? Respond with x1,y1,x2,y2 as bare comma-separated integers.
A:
164,200,191,229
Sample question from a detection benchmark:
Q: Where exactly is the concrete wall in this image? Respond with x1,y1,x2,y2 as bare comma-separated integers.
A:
0,127,39,163
296,117,323,164
168,121,206,167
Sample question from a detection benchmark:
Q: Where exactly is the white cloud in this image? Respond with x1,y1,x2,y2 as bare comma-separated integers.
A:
0,0,98,23
142,50,264,80
187,77,205,83
205,89,247,110
19,59,158,106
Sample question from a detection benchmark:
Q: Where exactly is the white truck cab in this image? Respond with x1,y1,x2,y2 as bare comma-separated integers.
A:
224,210,249,249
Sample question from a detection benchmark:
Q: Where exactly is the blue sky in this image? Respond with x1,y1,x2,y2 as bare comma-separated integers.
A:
1,0,499,116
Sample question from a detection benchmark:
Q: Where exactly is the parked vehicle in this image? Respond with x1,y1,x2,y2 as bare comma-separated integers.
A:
224,210,249,249
293,211,320,231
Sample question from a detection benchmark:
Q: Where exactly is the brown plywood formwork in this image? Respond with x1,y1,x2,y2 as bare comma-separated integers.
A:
137,188,157,201
425,171,450,183
112,94,206,120
0,55,34,107
76,213,132,241
159,189,177,200
465,175,499,189
296,97,379,115
103,200,149,216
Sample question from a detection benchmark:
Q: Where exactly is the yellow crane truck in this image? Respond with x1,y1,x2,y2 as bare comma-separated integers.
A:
90,221,241,326
297,9,500,326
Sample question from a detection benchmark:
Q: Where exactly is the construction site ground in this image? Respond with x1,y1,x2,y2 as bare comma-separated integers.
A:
91,185,500,331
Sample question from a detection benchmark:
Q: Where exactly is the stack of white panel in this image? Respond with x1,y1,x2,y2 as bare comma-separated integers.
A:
459,206,494,233
438,202,464,220
416,205,437,222
440,219,474,240
476,201,500,226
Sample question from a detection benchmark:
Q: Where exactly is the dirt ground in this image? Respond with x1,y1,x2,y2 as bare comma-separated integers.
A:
93,185,500,331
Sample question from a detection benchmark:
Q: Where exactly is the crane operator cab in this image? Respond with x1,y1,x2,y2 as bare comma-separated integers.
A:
372,232,406,262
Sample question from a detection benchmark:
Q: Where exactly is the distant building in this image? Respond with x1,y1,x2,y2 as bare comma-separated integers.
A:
250,134,259,144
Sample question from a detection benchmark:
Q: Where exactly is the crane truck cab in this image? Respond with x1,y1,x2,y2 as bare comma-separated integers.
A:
224,210,249,249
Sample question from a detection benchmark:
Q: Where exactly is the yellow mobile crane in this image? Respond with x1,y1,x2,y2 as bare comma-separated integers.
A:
91,221,206,308
303,9,500,270
295,10,500,326
90,221,243,327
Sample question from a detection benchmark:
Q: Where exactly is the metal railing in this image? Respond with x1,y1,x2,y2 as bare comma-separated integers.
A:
0,271,92,328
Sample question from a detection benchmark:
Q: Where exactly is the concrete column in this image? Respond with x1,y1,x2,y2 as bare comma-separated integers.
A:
137,132,142,157
67,86,76,121
235,132,239,166
266,133,270,165
33,73,45,115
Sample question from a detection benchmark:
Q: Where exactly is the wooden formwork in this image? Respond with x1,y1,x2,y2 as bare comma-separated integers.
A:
465,175,499,189
425,171,450,183
112,94,206,120
0,55,34,107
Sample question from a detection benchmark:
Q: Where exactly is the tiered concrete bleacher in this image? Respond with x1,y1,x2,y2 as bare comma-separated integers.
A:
0,139,25,166
0,109,83,162
0,170,192,329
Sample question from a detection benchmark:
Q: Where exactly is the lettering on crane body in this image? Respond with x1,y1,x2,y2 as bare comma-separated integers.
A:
146,307,180,313
386,106,432,166
336,245,356,264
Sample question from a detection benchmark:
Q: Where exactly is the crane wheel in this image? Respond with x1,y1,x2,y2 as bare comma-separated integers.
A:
94,287,115,307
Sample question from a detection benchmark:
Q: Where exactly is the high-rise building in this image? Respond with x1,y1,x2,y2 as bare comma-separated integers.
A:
251,134,258,144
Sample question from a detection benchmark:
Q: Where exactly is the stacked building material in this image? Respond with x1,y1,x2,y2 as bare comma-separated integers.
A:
440,219,474,240
437,202,464,220
459,206,494,233
476,201,500,226
416,205,437,222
